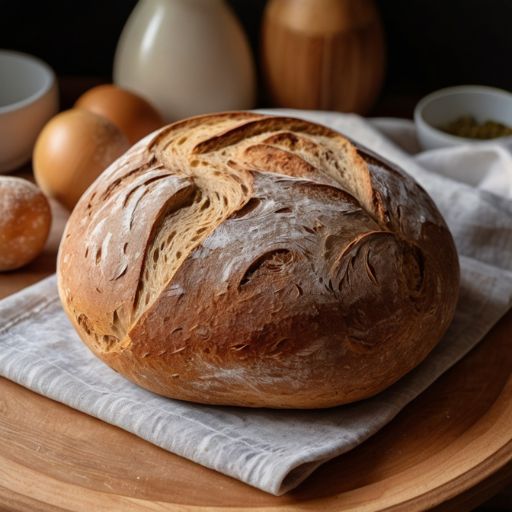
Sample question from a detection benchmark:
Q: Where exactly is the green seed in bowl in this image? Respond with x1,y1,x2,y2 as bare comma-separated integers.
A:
439,116,512,139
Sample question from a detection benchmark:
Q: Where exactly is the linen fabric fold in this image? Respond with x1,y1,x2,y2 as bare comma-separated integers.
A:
0,110,511,495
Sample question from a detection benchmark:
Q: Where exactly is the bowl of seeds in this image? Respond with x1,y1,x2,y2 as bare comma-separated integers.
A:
414,85,512,150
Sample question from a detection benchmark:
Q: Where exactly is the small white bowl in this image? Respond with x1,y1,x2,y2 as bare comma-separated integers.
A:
0,50,58,173
414,85,512,151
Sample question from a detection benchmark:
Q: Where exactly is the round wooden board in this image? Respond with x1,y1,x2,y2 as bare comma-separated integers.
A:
0,173,511,511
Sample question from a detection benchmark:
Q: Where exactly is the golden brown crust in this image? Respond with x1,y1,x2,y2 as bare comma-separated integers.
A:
57,113,460,408
0,177,52,272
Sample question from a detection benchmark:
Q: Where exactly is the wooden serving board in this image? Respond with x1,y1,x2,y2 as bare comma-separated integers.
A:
0,179,512,511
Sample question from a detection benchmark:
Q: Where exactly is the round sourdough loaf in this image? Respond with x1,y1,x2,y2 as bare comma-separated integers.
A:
57,113,459,408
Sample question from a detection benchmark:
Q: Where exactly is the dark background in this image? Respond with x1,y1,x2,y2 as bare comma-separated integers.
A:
1,0,511,116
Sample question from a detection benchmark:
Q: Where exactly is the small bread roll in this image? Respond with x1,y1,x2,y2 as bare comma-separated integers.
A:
0,177,52,271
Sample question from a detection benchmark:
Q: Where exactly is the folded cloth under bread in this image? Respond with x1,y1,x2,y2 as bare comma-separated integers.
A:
0,110,511,495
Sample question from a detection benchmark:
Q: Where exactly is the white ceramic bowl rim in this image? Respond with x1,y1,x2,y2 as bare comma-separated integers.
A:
414,85,512,144
0,49,56,115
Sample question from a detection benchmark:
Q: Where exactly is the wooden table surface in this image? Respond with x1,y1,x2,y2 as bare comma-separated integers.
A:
0,81,511,510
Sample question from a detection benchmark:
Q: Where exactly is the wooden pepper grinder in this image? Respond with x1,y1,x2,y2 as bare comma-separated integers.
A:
262,0,386,114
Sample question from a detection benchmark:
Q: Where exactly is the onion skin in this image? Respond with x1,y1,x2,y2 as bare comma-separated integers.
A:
75,84,164,145
33,109,129,210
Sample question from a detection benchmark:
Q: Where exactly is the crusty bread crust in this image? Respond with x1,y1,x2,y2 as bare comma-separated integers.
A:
57,112,459,408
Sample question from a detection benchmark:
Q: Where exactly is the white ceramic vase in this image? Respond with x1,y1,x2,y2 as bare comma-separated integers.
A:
114,0,256,122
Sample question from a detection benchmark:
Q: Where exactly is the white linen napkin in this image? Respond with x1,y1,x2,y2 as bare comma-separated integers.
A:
371,116,512,199
1,110,511,496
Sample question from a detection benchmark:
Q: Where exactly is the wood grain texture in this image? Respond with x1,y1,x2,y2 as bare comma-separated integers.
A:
1,168,512,510
262,0,386,114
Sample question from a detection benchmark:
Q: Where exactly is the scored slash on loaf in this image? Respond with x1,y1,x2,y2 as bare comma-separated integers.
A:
57,113,459,408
